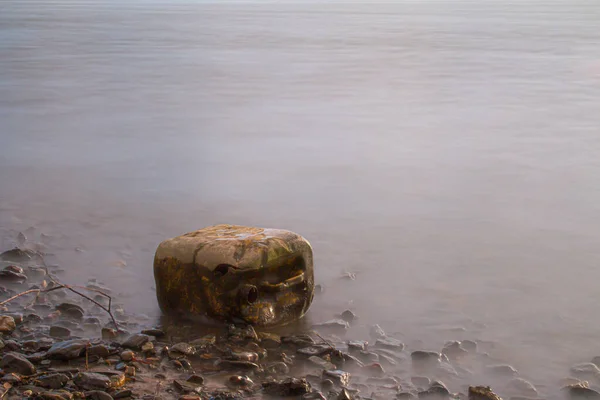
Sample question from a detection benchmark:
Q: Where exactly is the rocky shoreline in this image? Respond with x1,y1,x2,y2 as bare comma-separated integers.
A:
0,247,597,400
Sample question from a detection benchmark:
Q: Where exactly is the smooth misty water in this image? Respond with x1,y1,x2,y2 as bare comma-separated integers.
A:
2,0,600,395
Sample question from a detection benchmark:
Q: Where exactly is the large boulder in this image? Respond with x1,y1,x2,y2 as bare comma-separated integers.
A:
153,224,314,327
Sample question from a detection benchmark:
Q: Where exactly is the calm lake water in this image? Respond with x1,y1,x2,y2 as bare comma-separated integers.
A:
2,0,600,395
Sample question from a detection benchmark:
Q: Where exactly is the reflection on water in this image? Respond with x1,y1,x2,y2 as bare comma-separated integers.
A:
2,0,600,395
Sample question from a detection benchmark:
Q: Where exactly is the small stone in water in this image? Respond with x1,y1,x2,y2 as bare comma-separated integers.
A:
258,332,281,348
216,360,262,371
122,333,150,350
322,370,350,387
0,315,16,333
263,378,311,397
369,324,386,339
266,362,290,375
362,363,385,377
141,328,165,337
347,340,368,352
47,339,88,360
468,386,502,400
340,310,356,323
282,334,315,347
171,342,195,356
35,373,70,389
461,340,477,352
442,341,468,360
485,364,518,378
374,337,404,351
102,328,118,340
173,379,202,394
228,375,254,388
571,363,600,380
411,376,431,388
50,325,71,338
85,391,114,400
309,356,336,370
56,303,85,320
411,351,441,366
298,345,334,358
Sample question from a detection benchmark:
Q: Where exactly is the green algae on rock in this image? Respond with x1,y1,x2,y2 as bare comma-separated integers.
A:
153,224,315,327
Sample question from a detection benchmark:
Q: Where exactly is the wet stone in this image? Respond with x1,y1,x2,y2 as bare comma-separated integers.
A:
309,356,337,370
266,361,290,375
340,310,356,323
313,319,350,334
1,351,36,375
282,334,315,347
141,328,165,337
0,268,28,282
226,324,258,342
228,375,254,388
322,370,350,387
56,303,85,320
506,378,537,397
36,373,70,389
50,325,71,338
89,344,110,358
74,372,111,390
85,391,114,400
263,377,311,397
370,324,386,339
485,364,518,378
0,315,16,333
122,333,150,350
562,383,600,400
190,334,216,348
171,342,196,356
362,363,385,377
258,332,281,348
47,339,88,360
1,372,22,384
187,375,205,385
411,351,441,367
419,384,452,399
347,341,368,352
298,345,335,358
174,379,202,394
571,363,600,379
303,392,327,400
468,386,502,400
356,351,379,363
120,350,134,362
101,328,118,340
112,390,133,399
225,351,259,363
442,341,468,360
216,359,262,372
374,337,404,351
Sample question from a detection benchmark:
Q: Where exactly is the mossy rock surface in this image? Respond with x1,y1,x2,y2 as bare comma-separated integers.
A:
154,224,314,327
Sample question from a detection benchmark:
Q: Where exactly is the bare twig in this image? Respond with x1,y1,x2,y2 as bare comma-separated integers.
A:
0,383,12,400
85,342,90,371
0,274,119,330
314,331,335,348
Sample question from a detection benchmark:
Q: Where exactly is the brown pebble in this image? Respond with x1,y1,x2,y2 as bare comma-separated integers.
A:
120,350,134,362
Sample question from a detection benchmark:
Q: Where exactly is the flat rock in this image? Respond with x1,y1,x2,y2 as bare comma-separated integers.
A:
122,333,150,350
309,356,336,370
313,319,350,334
74,372,111,390
374,337,404,351
47,339,88,360
49,325,71,338
263,377,311,397
1,352,36,375
36,373,70,389
298,345,335,357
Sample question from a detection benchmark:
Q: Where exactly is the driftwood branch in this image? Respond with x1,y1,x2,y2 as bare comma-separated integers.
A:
0,273,119,331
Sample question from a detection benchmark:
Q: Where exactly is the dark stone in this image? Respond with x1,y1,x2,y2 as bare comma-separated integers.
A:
36,373,70,389
173,379,202,394
47,339,88,360
228,375,253,388
89,344,111,358
50,325,71,338
122,333,150,350
0,372,22,384
141,328,165,337
216,360,262,372
56,303,85,320
0,268,28,282
113,390,133,399
258,332,281,348
0,248,43,263
263,378,311,397
1,351,36,375
85,391,114,400
340,310,356,323
186,374,205,385
74,372,111,390
226,324,258,342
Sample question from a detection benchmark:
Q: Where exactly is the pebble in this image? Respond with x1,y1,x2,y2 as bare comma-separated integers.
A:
47,339,88,360
122,333,150,349
120,350,134,362
298,345,335,357
0,315,16,333
101,328,118,340
173,379,202,394
0,372,22,384
74,372,112,390
50,325,71,338
170,342,195,356
562,383,600,400
266,361,290,375
340,310,356,323
309,356,337,370
112,390,133,399
228,375,254,388
442,340,468,360
263,377,311,397
225,350,259,363
189,334,216,348
85,391,114,400
226,324,258,342
89,344,110,358
0,268,28,282
56,303,85,320
461,340,477,352
571,362,600,379
281,334,315,347
322,370,351,386
374,337,404,351
186,374,205,385
347,340,368,352
337,388,354,400
362,362,385,377
369,324,386,339
0,351,36,375
258,332,281,348
35,373,70,389
141,328,165,337
313,319,350,333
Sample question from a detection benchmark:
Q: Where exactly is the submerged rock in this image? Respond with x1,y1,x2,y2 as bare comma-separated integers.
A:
47,339,89,360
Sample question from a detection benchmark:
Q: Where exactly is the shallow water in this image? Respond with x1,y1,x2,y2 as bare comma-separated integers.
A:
2,0,600,395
